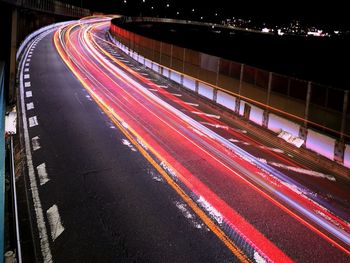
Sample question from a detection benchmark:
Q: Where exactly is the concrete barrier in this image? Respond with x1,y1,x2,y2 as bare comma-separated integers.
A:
306,129,335,161
162,67,170,78
268,113,300,137
145,59,152,69
344,144,350,168
170,71,182,84
198,82,214,100
183,76,196,91
216,90,236,111
249,104,264,126
152,63,159,72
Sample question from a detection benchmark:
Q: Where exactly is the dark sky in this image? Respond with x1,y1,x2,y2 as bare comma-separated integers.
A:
70,0,350,29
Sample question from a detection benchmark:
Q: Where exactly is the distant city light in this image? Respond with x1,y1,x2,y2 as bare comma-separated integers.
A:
192,9,195,12
176,11,180,15
166,3,170,7
151,6,154,10
200,16,203,20
262,28,270,33
123,0,127,3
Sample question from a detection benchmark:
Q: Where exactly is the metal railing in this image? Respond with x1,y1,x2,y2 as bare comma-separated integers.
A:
111,17,350,142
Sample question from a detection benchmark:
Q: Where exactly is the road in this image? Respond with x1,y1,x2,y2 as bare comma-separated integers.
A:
17,17,350,262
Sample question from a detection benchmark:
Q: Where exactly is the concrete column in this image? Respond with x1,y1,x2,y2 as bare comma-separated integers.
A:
9,8,17,103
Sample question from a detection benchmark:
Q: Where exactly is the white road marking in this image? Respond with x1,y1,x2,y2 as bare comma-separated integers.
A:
27,58,31,62
26,102,34,110
31,136,41,151
28,116,38,127
191,111,221,119
184,102,199,107
37,163,50,185
148,88,158,92
24,68,29,72
19,34,53,262
24,82,31,88
28,54,32,58
25,91,32,98
158,85,168,89
46,205,65,241
24,74,30,79
200,121,228,130
171,93,182,97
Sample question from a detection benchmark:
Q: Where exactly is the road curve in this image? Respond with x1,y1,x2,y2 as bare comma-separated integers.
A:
18,17,350,262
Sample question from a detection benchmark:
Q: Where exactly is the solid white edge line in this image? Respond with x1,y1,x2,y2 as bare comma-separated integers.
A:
20,31,53,263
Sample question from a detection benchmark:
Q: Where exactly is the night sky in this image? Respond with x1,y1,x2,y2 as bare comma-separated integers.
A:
65,0,350,29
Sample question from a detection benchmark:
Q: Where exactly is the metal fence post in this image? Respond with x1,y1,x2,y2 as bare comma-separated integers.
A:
170,44,173,69
299,81,312,141
263,72,272,128
182,48,186,74
235,64,244,114
215,58,220,86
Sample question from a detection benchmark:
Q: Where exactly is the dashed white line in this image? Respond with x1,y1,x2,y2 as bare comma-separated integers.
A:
37,163,50,186
24,81,31,88
25,91,32,98
191,111,221,119
19,32,53,262
184,102,199,107
24,74,30,79
158,85,168,89
26,102,34,110
24,68,29,72
46,205,64,241
28,54,32,58
31,136,41,151
28,116,38,127
171,93,182,97
148,88,158,92
27,58,31,62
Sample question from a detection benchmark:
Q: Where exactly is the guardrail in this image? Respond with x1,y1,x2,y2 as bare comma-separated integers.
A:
108,28,350,172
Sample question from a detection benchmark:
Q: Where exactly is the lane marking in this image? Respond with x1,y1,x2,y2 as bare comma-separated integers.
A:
148,88,158,92
171,93,182,97
19,32,53,263
200,121,228,130
24,68,29,72
28,54,32,58
191,111,221,119
46,205,64,241
26,102,34,110
184,102,199,107
24,74,30,79
24,82,31,88
27,58,31,62
37,163,50,186
25,91,32,98
158,85,168,89
28,116,38,127
31,136,41,151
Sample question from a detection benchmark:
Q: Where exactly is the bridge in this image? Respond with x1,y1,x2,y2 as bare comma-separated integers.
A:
1,4,350,263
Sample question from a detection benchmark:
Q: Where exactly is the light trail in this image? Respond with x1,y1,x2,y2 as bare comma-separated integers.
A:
53,17,350,261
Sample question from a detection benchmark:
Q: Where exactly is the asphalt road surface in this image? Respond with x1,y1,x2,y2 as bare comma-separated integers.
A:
16,18,350,262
